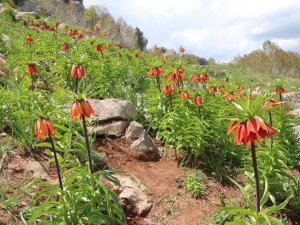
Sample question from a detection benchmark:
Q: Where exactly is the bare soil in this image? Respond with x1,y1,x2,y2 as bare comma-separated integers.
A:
94,138,243,225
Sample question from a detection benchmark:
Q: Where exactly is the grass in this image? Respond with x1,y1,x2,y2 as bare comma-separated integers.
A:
0,136,14,170
215,64,300,92
184,171,207,199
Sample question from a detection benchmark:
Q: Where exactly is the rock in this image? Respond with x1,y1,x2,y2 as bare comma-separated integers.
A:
7,157,49,180
92,152,108,171
0,3,4,13
1,34,11,47
21,0,86,27
90,99,137,122
57,23,68,30
294,126,300,137
14,11,40,21
125,121,144,143
0,132,7,138
0,54,8,74
282,92,300,105
130,131,159,161
114,175,152,216
291,109,300,119
89,121,129,137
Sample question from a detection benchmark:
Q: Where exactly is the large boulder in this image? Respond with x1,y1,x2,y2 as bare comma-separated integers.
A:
14,11,40,21
113,175,152,216
89,99,137,122
130,131,160,161
21,0,86,27
89,121,129,137
125,121,144,143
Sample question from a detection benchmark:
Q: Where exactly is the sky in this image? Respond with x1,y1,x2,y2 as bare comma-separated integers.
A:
84,0,300,62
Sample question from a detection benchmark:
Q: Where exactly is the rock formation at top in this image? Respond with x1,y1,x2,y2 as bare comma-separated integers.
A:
21,0,86,27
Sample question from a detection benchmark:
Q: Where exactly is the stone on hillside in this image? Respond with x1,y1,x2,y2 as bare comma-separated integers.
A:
88,121,129,137
89,99,137,122
1,34,11,47
114,175,152,216
21,0,86,27
294,126,300,137
14,11,40,21
7,157,49,180
0,54,8,74
57,23,68,30
130,131,159,161
291,108,300,119
282,92,300,105
125,121,144,143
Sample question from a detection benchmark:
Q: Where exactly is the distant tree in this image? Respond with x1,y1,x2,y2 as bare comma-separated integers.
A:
85,6,100,29
135,27,148,51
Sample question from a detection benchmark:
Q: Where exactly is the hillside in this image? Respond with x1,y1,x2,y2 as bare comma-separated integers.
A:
0,2,300,225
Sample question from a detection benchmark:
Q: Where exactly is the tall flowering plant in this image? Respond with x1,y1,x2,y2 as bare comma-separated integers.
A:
226,91,276,214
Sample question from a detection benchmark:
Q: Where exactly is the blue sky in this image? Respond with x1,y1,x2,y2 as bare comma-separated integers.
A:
84,0,300,62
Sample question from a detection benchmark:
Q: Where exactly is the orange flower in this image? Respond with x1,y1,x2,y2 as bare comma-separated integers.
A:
223,93,232,101
133,54,139,59
219,86,225,92
35,118,55,141
26,63,38,74
106,44,112,49
70,65,85,78
209,87,216,94
174,68,185,82
165,73,177,82
193,95,203,105
162,85,176,95
62,43,70,51
275,87,285,94
179,47,185,53
25,35,33,44
227,118,276,146
71,100,94,121
180,91,189,100
95,45,104,52
81,100,94,118
262,99,281,107
149,68,163,76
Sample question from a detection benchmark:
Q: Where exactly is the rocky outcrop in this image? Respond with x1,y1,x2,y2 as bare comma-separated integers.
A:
21,0,86,27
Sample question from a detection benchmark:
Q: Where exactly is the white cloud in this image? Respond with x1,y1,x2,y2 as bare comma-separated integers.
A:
84,0,300,61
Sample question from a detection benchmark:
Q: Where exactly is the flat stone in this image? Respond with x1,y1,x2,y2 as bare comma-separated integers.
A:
88,121,129,137
294,126,300,137
14,11,40,21
291,109,300,119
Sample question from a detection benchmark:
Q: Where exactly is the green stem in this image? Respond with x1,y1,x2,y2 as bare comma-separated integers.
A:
49,135,69,224
74,76,79,94
250,142,260,214
269,111,273,148
82,115,96,209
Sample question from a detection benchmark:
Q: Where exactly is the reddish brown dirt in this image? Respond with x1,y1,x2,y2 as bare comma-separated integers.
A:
95,138,243,225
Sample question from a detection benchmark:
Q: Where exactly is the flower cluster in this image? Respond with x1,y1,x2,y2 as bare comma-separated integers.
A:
71,100,94,121
35,118,55,141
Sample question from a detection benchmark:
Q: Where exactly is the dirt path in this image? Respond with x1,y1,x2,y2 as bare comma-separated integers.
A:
95,138,242,225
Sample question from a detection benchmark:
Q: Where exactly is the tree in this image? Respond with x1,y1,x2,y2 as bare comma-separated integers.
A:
135,27,148,51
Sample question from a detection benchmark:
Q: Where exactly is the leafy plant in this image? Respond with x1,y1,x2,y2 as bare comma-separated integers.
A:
184,171,206,198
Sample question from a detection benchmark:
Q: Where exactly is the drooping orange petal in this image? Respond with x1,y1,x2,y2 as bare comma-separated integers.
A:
77,66,85,78
46,119,55,137
235,125,242,145
70,65,77,78
265,123,276,135
257,128,266,139
227,121,238,135
239,123,247,145
255,118,263,133
249,118,257,133
71,102,83,121
81,101,94,118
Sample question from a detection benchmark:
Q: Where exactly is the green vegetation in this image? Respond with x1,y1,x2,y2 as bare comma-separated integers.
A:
0,3,299,224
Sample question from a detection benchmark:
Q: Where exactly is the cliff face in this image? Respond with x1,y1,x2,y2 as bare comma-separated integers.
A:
21,0,86,27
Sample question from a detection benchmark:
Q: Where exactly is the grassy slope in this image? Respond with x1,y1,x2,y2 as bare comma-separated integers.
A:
215,64,300,92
